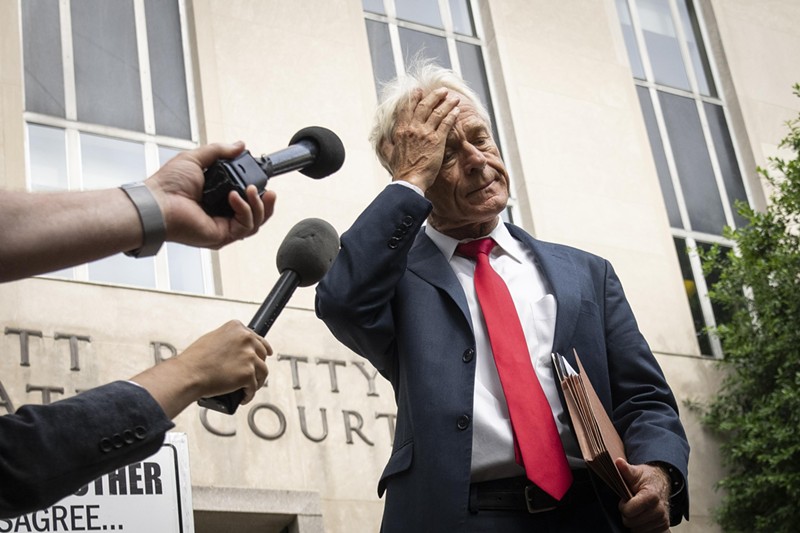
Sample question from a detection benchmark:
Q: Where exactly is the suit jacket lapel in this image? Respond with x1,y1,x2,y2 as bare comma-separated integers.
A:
506,225,582,361
406,231,473,333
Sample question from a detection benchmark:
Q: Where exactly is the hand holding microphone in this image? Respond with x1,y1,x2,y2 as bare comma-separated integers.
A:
140,141,277,251
141,127,343,251
198,218,341,414
133,320,272,419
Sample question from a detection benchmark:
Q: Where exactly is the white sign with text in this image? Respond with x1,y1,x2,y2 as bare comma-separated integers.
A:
0,433,194,533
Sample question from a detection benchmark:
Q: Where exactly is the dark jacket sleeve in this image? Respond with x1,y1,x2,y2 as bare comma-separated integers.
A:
0,380,174,518
316,185,432,375
601,260,690,525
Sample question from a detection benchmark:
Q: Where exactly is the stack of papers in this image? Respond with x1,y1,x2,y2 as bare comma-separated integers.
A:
552,350,633,501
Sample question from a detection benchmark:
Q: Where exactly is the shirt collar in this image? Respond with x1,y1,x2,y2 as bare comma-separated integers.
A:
425,220,526,264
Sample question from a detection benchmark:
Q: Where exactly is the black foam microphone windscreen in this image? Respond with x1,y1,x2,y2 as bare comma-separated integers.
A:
276,217,341,286
197,218,340,414
286,126,346,180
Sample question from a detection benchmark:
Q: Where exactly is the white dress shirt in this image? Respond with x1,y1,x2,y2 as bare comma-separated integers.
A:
425,222,583,481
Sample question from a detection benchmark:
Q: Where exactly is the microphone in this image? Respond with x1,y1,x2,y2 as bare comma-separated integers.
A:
197,218,340,414
202,126,346,217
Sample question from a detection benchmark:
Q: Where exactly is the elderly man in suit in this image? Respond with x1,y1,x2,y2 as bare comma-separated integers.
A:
316,63,689,532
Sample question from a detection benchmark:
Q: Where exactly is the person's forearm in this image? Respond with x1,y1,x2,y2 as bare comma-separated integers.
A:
0,189,143,282
130,358,200,420
129,320,270,419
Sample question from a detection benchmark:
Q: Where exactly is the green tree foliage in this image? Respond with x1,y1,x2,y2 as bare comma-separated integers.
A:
701,85,800,532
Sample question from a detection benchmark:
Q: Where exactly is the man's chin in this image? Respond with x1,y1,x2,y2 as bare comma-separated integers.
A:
474,195,509,216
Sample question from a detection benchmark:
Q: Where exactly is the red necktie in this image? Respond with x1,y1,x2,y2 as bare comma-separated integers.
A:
457,237,572,500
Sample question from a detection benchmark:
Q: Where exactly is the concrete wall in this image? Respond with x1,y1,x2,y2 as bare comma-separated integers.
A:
0,0,25,191
709,0,800,168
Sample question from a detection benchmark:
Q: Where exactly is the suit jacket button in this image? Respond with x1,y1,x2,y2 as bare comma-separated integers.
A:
462,348,474,363
99,438,113,453
456,415,470,430
123,429,135,444
388,237,400,249
112,433,124,448
134,426,147,440
401,215,414,227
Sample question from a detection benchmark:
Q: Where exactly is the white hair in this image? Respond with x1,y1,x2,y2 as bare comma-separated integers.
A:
369,60,491,174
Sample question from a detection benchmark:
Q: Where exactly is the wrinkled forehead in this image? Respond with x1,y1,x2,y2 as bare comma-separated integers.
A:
401,86,489,123
447,89,489,122
447,93,492,136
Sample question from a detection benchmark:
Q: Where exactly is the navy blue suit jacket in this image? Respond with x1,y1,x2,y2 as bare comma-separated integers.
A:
0,380,173,518
316,185,689,532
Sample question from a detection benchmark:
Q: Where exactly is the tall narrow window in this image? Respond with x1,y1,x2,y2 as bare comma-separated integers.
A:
21,0,210,294
615,0,750,357
362,0,512,220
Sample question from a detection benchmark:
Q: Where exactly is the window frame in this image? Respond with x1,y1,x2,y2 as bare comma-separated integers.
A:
21,0,212,294
620,0,752,357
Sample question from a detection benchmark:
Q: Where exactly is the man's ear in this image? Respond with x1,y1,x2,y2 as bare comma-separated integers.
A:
379,137,393,158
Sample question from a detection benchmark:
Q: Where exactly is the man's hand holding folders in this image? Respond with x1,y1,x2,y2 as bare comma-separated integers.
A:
553,351,673,533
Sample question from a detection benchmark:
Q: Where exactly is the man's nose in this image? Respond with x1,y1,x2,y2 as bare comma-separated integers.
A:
462,143,487,174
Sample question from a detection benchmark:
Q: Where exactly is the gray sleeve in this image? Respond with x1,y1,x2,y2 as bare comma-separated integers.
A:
0,380,174,518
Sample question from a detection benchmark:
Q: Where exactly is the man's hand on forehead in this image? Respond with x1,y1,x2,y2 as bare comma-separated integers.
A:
385,87,460,192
